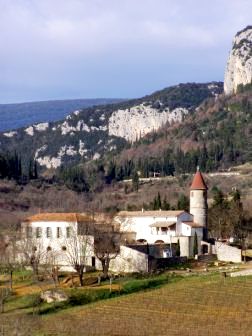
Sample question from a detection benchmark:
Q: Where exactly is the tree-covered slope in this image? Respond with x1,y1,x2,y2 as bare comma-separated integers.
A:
114,84,252,176
0,82,223,170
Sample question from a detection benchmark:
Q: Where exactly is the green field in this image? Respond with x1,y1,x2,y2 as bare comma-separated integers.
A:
1,273,251,336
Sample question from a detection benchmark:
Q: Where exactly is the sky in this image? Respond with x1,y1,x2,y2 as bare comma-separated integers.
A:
0,0,251,104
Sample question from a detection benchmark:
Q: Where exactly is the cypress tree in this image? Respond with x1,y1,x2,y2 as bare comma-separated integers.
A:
176,239,180,257
193,232,198,256
162,196,170,210
156,192,162,209
132,171,139,192
34,160,38,179
28,159,33,180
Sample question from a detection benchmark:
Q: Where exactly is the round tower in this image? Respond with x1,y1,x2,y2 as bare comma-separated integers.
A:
190,168,208,231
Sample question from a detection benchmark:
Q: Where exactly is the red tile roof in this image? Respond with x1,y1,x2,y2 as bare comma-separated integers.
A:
25,213,92,223
117,210,185,217
190,170,207,190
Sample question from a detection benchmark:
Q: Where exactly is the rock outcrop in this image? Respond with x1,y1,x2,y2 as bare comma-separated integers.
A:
108,104,188,142
224,26,252,95
0,82,223,169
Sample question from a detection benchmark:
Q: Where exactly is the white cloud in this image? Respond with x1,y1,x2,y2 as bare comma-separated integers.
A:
0,0,251,102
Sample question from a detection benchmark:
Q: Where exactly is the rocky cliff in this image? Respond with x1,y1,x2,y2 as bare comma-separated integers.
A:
224,26,252,95
0,82,222,169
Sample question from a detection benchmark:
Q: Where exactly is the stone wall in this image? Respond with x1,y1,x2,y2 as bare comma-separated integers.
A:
215,242,242,263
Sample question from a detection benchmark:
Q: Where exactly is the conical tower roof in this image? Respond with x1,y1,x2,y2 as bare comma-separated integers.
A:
190,169,207,190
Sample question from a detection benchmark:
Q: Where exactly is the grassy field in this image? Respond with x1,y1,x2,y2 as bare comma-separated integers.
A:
1,272,251,336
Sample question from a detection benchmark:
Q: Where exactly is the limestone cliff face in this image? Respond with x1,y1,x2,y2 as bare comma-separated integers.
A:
224,26,252,95
108,104,188,142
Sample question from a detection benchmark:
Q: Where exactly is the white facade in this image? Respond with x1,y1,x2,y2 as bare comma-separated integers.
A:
20,213,150,273
116,210,204,257
116,211,197,242
96,246,149,273
20,214,95,268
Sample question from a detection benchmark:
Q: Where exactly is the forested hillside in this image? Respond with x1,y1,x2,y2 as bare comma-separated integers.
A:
0,82,222,172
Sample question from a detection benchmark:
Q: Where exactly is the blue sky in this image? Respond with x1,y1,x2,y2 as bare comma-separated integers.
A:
0,0,251,103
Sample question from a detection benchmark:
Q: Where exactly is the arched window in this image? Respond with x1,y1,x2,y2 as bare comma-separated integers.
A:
154,240,164,244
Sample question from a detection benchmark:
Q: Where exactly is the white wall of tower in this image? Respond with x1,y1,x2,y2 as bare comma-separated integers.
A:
189,189,207,227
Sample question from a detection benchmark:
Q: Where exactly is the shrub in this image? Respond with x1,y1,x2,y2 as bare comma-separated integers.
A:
122,276,168,294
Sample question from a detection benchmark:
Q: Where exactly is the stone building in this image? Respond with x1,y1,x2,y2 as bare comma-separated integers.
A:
115,169,208,258
20,169,209,273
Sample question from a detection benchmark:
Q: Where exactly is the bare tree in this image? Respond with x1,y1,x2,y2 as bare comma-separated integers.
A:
0,229,19,291
63,223,93,286
94,223,121,278
18,236,48,282
0,287,11,314
0,232,15,313
39,249,61,287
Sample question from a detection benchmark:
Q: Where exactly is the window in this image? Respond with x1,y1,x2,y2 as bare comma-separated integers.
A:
26,227,32,238
191,191,194,197
47,246,52,252
36,227,42,238
66,227,72,238
92,256,96,267
56,227,62,238
62,246,67,251
161,227,168,235
46,227,52,238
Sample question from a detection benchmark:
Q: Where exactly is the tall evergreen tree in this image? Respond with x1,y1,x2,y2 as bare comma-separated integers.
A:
176,239,180,257
132,171,139,192
193,232,198,256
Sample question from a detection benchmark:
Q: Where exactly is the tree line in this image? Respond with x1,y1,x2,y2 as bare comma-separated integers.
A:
0,152,38,182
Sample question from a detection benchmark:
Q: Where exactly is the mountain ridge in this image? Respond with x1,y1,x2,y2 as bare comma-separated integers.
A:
0,98,124,132
0,82,223,169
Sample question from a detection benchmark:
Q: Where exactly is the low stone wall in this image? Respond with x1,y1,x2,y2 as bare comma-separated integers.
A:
216,242,242,263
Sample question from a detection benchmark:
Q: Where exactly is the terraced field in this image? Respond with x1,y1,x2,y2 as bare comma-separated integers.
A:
40,274,252,336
